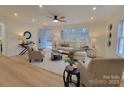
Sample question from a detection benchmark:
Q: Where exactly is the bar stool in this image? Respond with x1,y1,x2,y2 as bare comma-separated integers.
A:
63,65,80,87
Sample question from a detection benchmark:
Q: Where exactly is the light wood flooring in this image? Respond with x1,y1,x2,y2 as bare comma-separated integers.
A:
0,55,63,87
2,54,124,87
10,54,124,87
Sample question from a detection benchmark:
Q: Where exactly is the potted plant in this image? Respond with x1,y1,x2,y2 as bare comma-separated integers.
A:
65,49,78,69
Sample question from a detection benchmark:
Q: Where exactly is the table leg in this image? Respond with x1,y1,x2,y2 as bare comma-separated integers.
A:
65,72,71,87
19,48,27,55
76,72,80,87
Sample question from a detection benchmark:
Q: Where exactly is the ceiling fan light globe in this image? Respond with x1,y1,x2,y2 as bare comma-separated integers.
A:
53,19,58,23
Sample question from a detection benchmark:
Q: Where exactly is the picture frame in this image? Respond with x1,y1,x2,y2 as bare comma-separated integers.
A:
109,24,113,31
23,31,31,39
108,40,111,47
109,32,112,38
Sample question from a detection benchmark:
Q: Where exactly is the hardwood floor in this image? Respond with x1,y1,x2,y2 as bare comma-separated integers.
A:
11,55,124,87
0,55,63,87
2,54,124,87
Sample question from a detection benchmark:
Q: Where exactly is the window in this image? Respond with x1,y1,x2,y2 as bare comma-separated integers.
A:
61,28,89,44
39,30,52,49
117,20,124,57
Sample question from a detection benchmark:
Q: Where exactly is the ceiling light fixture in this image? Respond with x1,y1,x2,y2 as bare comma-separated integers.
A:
53,19,59,23
90,17,94,20
43,22,47,26
92,7,96,11
14,13,18,16
53,16,59,23
39,5,43,8
32,18,36,22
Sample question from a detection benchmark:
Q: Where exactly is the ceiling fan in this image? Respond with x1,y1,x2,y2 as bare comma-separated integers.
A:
47,15,66,23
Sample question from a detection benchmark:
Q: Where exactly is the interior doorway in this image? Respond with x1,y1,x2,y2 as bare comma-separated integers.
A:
0,23,6,55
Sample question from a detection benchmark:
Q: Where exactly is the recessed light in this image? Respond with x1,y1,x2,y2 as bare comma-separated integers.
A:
39,5,43,8
90,17,94,20
43,22,47,25
14,13,18,16
92,7,96,11
32,18,36,22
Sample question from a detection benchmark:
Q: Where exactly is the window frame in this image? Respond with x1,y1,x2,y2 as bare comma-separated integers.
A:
117,20,124,58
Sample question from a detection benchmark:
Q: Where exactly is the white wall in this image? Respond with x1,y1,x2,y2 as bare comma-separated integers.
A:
0,16,108,57
105,21,119,58
0,18,40,56
105,11,124,58
87,22,107,57
0,15,106,56
1,15,120,58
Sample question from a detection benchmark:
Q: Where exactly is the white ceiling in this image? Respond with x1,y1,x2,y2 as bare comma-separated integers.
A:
0,5,124,26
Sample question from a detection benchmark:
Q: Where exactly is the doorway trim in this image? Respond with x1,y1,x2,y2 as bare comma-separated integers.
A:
0,23,6,55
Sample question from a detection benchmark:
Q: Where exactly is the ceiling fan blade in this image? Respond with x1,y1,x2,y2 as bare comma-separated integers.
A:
59,16,65,19
58,19,66,22
46,16,52,18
